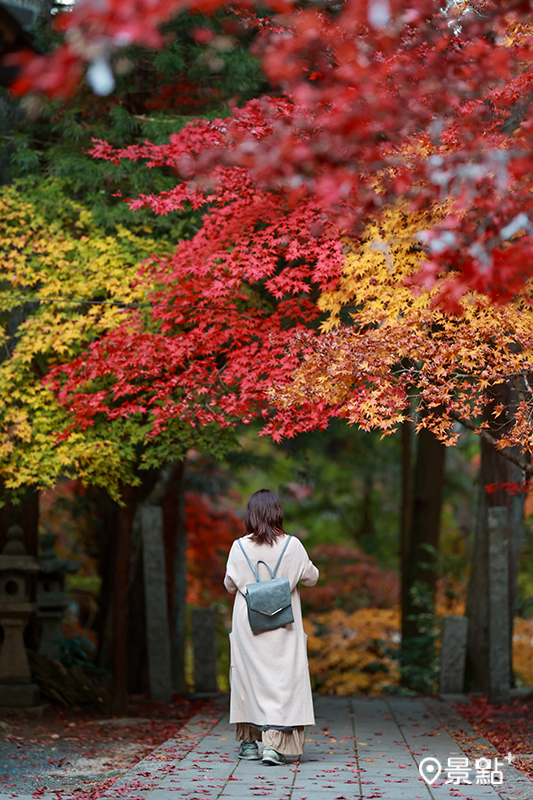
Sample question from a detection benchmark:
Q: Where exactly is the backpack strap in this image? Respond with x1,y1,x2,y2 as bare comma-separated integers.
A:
272,535,292,577
238,535,292,582
238,538,260,581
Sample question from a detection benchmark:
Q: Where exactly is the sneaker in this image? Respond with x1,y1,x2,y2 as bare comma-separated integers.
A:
238,741,260,760
262,748,287,766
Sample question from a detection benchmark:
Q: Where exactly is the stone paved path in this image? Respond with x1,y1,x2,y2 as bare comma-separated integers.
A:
2,696,532,800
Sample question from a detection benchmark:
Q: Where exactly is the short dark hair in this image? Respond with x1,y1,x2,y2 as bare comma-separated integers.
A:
244,489,286,546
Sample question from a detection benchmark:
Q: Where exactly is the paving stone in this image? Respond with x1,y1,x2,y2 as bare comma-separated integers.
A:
0,796,78,800
430,784,500,798
291,793,360,800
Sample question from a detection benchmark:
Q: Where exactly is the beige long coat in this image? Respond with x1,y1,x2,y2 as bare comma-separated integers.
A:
224,533,319,728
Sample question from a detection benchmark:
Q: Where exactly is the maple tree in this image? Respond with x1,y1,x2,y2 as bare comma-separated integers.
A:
48,194,533,477
0,177,235,499
23,1,531,470
271,203,533,462
8,0,533,301
46,164,345,438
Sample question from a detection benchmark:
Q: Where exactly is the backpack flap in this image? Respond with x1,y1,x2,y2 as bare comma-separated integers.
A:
246,576,291,616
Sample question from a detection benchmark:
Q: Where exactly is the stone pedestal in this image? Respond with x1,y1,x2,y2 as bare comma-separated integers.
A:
488,507,511,705
0,683,39,707
37,533,80,661
141,505,173,703
192,608,218,696
37,575,65,661
0,616,33,683
439,615,468,695
36,609,64,660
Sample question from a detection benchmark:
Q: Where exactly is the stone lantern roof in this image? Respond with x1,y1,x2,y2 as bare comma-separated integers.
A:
0,524,39,577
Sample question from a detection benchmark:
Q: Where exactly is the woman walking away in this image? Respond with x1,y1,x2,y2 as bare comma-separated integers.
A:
224,489,319,766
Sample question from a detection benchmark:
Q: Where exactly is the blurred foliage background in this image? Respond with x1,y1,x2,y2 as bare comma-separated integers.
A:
40,421,533,697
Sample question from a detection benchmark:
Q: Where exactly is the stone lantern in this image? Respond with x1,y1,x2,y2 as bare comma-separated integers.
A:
0,525,40,709
37,533,80,660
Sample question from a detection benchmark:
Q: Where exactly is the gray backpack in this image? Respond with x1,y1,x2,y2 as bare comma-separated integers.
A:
238,536,294,632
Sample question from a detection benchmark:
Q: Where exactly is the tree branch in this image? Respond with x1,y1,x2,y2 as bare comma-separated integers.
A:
145,460,182,506
449,410,533,475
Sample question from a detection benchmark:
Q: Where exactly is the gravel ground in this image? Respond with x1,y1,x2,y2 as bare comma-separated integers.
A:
0,698,208,797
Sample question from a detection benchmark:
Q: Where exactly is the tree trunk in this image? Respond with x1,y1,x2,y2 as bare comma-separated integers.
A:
358,474,374,545
127,546,147,694
166,461,187,694
401,426,446,691
96,493,121,672
400,420,413,626
141,504,173,701
111,484,135,715
465,382,524,695
0,486,39,556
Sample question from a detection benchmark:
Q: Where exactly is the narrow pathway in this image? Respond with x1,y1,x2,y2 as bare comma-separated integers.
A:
2,696,532,800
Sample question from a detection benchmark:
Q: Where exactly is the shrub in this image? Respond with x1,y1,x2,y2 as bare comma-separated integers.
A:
305,607,401,695
301,544,400,614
